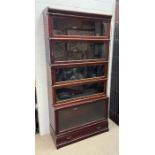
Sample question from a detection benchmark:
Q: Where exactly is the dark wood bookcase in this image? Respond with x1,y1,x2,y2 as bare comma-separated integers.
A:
43,7,112,149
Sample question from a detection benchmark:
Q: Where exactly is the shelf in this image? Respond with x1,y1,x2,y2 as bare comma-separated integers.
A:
50,60,108,68
54,94,108,110
52,76,107,88
49,35,110,42
55,76,107,86
47,9,112,21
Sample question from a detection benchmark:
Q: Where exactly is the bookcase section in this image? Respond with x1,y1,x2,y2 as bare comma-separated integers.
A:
43,7,112,149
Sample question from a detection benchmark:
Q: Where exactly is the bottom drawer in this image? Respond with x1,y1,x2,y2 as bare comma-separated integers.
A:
57,120,108,147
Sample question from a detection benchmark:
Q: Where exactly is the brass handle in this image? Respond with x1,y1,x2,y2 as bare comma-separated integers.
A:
66,136,72,140
73,107,78,111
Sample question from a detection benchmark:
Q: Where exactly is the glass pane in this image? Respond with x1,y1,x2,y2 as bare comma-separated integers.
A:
58,99,106,131
53,41,107,61
56,82,105,102
55,65,105,82
53,17,109,36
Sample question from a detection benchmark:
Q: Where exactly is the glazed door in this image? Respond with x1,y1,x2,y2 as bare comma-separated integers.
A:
52,16,110,37
50,41,109,62
54,81,106,103
54,64,107,83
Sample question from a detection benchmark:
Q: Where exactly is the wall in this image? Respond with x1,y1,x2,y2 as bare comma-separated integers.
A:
110,0,119,125
35,0,116,135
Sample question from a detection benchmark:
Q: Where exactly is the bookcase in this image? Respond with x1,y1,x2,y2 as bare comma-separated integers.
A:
43,7,112,149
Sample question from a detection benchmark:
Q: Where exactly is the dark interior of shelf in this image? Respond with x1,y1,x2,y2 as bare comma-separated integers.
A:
56,82,105,102
55,64,105,82
51,41,108,61
53,16,108,37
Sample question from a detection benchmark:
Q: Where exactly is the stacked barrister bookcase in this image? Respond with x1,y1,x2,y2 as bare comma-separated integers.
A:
43,7,112,149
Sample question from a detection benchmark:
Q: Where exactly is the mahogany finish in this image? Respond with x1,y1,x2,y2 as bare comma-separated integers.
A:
49,36,110,41
43,7,112,149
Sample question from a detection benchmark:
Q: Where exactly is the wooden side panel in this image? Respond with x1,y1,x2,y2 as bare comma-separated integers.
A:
43,8,56,131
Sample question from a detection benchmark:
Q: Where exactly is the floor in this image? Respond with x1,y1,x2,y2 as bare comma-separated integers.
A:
35,119,119,155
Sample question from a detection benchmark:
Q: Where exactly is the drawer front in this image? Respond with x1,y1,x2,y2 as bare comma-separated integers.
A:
57,99,108,132
57,120,108,144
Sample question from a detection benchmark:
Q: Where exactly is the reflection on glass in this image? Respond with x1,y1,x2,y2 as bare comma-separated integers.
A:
56,65,105,82
58,99,106,131
53,17,108,36
56,82,104,102
54,42,107,61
